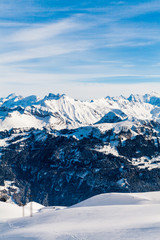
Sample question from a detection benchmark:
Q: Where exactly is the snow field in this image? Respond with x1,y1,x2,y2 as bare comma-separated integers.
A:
1,192,160,239
0,201,44,220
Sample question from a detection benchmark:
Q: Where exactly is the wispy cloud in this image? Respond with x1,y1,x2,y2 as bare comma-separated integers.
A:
10,17,82,42
63,1,160,19
97,0,160,20
0,42,90,64
0,15,92,63
103,23,160,47
0,0,45,18
0,0,160,99
120,0,160,18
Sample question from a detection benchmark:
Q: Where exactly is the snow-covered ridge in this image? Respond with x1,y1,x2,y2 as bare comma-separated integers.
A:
0,92,160,130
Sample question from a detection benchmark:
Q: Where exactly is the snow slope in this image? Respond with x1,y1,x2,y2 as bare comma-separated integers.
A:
1,192,160,240
0,201,44,220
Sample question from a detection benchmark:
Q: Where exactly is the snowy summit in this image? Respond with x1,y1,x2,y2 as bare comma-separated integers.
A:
0,92,160,130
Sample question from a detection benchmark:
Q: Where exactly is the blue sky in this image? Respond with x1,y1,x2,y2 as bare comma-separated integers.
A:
0,0,160,99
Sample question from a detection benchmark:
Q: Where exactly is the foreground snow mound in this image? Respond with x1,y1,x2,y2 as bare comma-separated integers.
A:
1,192,160,240
0,192,160,240
73,192,160,207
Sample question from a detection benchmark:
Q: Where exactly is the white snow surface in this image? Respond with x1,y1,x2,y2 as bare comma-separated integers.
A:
0,92,160,130
1,192,160,239
0,201,44,220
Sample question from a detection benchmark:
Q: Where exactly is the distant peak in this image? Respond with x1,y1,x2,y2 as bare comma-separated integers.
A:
6,93,17,99
4,93,23,103
143,92,160,98
105,95,126,102
150,91,160,97
44,93,66,101
105,96,114,101
119,95,126,99
128,94,142,102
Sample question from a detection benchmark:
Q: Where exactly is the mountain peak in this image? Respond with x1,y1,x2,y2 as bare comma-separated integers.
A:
0,92,159,131
44,93,66,101
5,93,23,101
128,94,141,102
6,93,17,99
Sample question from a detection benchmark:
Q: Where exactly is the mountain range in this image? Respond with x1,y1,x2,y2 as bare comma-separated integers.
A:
0,92,160,206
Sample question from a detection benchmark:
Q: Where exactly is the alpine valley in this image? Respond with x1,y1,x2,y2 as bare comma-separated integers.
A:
1,92,160,206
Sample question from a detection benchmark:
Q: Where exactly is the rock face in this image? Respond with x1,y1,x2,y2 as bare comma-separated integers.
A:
95,110,128,124
0,92,160,206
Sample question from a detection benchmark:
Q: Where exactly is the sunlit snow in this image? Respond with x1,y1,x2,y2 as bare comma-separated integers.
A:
1,192,160,239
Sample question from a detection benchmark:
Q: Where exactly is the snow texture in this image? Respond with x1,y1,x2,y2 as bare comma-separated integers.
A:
1,192,160,239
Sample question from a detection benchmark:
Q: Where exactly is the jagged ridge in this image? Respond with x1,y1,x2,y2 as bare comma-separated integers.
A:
0,92,160,131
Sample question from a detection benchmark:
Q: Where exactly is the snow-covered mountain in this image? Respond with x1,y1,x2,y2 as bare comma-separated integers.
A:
1,92,160,207
0,92,160,130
